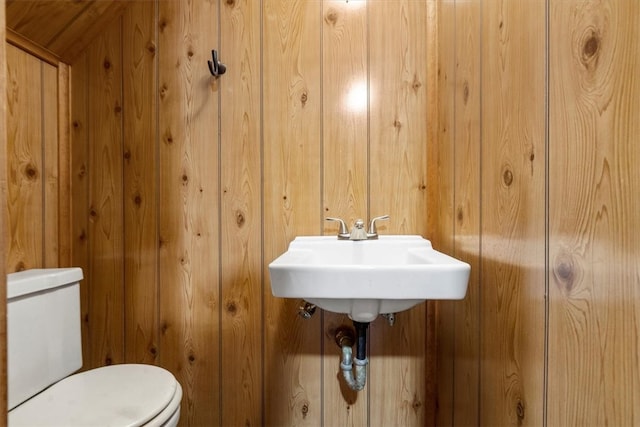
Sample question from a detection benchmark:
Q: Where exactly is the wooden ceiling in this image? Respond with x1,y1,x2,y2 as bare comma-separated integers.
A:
5,0,129,63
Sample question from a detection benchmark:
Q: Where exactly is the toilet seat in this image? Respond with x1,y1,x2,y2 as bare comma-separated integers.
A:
9,364,182,427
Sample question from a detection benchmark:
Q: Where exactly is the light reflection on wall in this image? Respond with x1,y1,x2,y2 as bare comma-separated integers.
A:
344,80,368,113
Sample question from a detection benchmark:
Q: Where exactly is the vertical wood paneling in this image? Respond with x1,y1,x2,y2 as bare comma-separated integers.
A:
54,1,440,425
70,52,92,368
0,1,8,423
70,51,91,368
6,44,43,272
122,0,158,366
4,0,633,425
434,0,456,424
157,1,220,425
440,2,640,426
424,1,440,423
322,1,368,222
548,1,640,425
42,62,59,267
58,63,72,267
4,43,67,273
452,0,481,425
480,1,546,425
220,0,263,425
87,22,124,367
262,0,323,425
368,1,429,426
322,1,368,425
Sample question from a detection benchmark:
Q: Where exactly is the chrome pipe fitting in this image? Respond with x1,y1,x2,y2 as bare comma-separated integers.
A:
298,301,317,319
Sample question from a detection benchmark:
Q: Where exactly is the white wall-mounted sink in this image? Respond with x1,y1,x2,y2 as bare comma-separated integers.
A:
268,235,470,322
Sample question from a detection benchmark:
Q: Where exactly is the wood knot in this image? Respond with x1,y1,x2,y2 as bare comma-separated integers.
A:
181,174,188,185
161,322,169,335
146,42,156,55
226,301,237,314
225,0,235,6
72,120,80,129
24,163,38,180
301,402,309,418
134,193,142,206
463,80,470,105
325,9,338,26
105,357,113,365
554,251,577,294
516,399,525,421
123,150,131,160
412,75,422,91
159,19,168,32
114,103,122,114
103,59,111,70
580,28,601,69
502,166,514,187
412,395,422,412
149,346,158,357
14,261,26,272
456,206,464,223
236,210,245,227
393,119,402,129
160,84,168,100
187,48,194,58
78,229,86,242
583,32,600,59
164,131,173,145
188,353,196,363
300,91,308,105
89,208,98,219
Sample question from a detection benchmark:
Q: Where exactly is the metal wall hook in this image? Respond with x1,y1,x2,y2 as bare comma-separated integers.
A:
207,50,226,77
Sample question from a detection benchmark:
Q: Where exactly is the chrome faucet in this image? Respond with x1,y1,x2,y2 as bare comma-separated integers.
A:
326,215,389,240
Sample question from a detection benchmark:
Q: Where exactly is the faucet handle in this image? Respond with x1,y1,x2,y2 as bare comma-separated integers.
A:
368,215,390,237
325,217,350,239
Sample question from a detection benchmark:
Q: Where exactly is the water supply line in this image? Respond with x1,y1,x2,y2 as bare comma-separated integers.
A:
335,321,369,391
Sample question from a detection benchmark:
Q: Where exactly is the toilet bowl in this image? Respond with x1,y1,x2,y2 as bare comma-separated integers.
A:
7,268,182,426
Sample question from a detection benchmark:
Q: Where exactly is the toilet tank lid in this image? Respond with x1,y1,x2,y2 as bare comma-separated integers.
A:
7,268,83,299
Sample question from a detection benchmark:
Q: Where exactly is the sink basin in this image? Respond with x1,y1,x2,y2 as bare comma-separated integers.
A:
268,235,470,322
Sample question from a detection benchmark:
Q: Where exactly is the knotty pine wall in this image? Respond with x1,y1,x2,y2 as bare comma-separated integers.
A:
435,0,640,425
0,0,8,425
5,44,70,272
67,1,435,426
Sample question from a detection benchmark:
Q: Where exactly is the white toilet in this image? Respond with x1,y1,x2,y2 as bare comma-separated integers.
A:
7,268,182,426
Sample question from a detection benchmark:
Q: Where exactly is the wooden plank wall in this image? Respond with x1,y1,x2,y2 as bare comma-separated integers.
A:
0,1,8,425
67,1,435,426
5,44,61,272
548,1,640,424
436,0,640,425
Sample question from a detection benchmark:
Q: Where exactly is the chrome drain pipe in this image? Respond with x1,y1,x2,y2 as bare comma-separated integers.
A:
335,322,369,391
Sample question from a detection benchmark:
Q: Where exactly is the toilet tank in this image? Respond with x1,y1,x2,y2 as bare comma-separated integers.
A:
7,268,83,410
